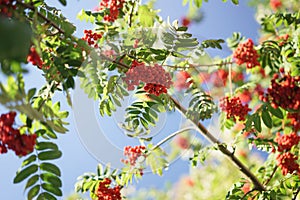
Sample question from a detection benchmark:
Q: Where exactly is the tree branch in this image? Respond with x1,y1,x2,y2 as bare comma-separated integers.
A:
16,0,65,35
169,96,266,191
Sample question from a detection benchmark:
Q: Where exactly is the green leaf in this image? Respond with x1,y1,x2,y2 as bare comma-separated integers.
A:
97,164,103,176
0,18,32,63
194,0,202,7
245,115,254,130
146,146,168,176
24,175,39,190
262,110,273,128
138,5,155,27
58,0,67,6
231,0,239,5
41,173,62,187
27,88,36,102
37,192,56,200
41,183,63,196
14,164,38,183
36,142,58,151
27,185,40,200
40,162,61,176
253,114,262,132
267,104,283,119
22,155,37,167
38,150,62,160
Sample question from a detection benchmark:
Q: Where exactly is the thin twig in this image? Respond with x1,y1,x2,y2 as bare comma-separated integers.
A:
151,127,195,151
99,53,130,69
228,61,233,96
263,166,278,186
163,61,234,69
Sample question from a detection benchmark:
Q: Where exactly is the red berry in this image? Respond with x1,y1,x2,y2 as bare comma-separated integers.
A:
211,69,228,87
276,152,299,176
82,30,102,48
96,178,122,200
98,0,125,23
0,0,16,17
121,145,146,175
0,112,37,156
123,61,173,95
270,0,282,11
181,16,191,27
233,39,260,69
219,96,251,122
287,112,300,131
27,47,44,69
267,73,300,111
274,132,300,152
174,71,193,91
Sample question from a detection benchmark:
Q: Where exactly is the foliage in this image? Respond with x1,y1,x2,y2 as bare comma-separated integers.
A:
1,0,300,199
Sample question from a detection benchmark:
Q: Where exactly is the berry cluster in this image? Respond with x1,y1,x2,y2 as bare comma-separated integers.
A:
82,30,102,48
0,112,37,156
27,47,44,69
266,73,300,111
144,83,167,96
0,0,16,17
274,131,300,176
121,145,146,166
276,152,299,176
287,112,300,131
96,178,122,200
220,96,251,121
123,61,173,96
233,38,260,69
174,71,193,91
274,132,300,152
270,0,282,11
98,0,125,22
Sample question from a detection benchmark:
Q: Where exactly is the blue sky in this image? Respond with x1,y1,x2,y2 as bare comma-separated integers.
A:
0,0,259,199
